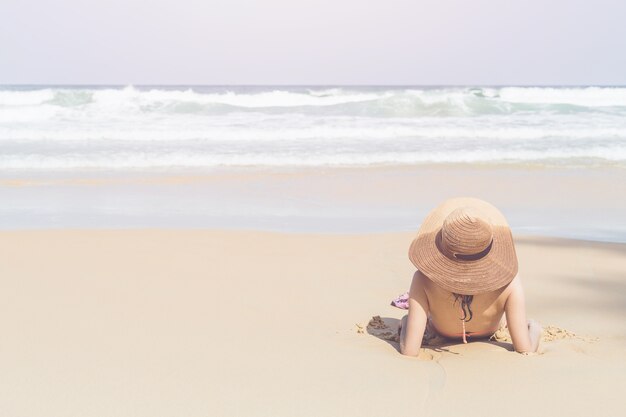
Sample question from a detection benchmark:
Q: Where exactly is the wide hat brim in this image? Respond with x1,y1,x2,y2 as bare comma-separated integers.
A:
408,197,518,295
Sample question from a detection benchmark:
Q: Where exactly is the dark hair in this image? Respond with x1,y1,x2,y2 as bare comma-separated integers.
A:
453,293,474,322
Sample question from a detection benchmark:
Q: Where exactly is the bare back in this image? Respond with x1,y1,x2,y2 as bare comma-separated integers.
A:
399,269,539,355
421,269,511,338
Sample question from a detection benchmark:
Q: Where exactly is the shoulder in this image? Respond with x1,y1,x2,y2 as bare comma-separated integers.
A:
408,269,431,310
507,273,523,290
502,273,523,302
409,269,429,290
409,269,433,299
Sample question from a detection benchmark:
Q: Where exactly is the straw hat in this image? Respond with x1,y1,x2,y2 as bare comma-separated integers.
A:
408,197,518,295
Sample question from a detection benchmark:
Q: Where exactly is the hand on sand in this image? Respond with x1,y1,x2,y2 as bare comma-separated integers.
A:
527,319,542,353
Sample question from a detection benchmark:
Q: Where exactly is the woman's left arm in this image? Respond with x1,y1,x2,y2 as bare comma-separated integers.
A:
400,270,430,356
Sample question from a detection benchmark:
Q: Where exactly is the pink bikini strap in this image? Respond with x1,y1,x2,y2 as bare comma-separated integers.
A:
460,305,468,344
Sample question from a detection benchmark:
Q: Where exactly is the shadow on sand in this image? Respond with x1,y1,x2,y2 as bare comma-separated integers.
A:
365,315,514,355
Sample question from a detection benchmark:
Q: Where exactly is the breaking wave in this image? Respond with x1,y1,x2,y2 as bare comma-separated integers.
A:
1,85,626,170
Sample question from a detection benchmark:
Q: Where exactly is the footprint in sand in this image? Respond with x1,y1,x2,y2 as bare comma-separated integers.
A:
365,315,397,341
542,325,576,341
415,348,442,361
363,316,441,361
489,324,589,343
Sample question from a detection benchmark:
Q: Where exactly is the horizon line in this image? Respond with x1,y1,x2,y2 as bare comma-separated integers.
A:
2,83,626,88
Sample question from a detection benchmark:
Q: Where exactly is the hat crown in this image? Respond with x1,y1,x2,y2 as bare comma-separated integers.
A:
441,207,493,258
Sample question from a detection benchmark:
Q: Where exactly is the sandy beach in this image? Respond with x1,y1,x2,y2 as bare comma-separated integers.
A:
1,229,625,417
3,4,626,415
1,87,625,417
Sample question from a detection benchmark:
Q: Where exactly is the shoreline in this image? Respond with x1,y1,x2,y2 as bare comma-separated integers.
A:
2,227,626,245
2,160,626,179
1,164,625,242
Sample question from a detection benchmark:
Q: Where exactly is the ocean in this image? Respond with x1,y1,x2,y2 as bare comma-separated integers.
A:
1,85,626,170
1,85,625,240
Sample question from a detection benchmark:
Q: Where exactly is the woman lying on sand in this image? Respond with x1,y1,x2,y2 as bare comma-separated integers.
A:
398,197,542,356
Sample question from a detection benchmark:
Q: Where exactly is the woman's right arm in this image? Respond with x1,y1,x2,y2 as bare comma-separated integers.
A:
504,275,540,353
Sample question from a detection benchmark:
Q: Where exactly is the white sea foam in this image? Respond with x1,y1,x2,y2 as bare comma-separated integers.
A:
1,146,624,170
1,85,626,170
2,124,626,142
0,89,55,106
83,86,387,109
498,87,626,107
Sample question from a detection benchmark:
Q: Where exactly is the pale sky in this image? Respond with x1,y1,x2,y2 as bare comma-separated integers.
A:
1,0,625,85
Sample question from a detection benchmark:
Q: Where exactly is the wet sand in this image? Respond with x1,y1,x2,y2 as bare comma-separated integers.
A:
1,164,625,241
